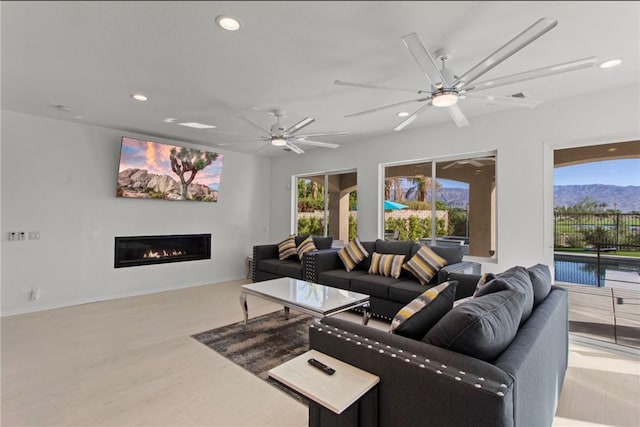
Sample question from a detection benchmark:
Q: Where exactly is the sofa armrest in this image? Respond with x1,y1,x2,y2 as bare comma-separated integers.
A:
310,317,514,427
438,261,482,298
304,249,343,283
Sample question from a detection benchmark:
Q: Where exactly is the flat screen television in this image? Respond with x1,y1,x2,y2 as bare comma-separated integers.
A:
116,136,224,202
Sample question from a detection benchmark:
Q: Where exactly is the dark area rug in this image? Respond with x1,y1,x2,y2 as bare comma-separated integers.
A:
191,310,313,405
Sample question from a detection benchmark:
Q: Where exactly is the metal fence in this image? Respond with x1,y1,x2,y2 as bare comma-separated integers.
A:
554,213,640,252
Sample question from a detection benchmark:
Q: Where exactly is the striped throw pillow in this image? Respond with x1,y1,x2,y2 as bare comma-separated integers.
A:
338,237,369,272
402,245,448,285
390,281,458,339
278,235,297,260
296,235,317,263
473,273,496,297
369,252,405,279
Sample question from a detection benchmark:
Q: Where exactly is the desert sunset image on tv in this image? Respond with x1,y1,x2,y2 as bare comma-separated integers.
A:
116,137,224,202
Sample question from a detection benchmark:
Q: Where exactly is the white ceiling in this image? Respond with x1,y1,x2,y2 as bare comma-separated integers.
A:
2,1,639,156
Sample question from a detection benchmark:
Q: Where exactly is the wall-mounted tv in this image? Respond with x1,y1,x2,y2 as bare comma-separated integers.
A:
116,136,224,202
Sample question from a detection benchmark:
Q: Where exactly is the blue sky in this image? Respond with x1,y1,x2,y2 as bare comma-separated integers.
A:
554,159,640,186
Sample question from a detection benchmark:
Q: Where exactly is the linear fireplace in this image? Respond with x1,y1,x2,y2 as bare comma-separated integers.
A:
114,234,211,268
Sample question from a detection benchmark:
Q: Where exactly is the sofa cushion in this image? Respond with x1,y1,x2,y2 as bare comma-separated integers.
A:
257,258,284,275
369,252,405,279
350,274,397,299
312,236,333,250
276,259,304,279
375,239,414,258
387,280,429,304
424,289,525,361
296,235,317,262
472,273,497,296
474,266,534,324
402,245,448,285
390,281,457,340
527,264,552,307
294,235,309,247
338,237,370,272
278,235,298,260
318,269,368,291
424,244,464,264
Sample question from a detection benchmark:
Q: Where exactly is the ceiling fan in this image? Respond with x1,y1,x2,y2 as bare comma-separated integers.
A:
336,18,598,130
222,110,347,154
442,157,495,170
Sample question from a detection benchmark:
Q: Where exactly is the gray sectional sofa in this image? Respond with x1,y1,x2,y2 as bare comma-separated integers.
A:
309,266,569,427
305,239,481,319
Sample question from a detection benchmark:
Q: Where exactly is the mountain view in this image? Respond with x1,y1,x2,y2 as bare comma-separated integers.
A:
434,184,640,213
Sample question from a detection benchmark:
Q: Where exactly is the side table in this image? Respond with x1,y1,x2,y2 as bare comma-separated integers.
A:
268,349,379,427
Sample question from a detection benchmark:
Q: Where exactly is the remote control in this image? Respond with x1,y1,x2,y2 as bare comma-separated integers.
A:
308,358,335,375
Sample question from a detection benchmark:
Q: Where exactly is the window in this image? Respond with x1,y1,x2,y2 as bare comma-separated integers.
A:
295,170,357,244
382,153,496,259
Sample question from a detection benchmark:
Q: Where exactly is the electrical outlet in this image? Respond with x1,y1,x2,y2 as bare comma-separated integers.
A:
18,231,26,240
28,231,41,240
29,287,41,301
8,232,16,241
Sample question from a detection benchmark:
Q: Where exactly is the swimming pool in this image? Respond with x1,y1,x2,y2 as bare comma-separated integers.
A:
554,253,640,288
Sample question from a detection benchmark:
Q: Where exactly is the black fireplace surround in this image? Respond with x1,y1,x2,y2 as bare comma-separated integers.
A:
114,234,211,268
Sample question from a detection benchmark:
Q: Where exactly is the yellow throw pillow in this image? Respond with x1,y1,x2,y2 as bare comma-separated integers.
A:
338,237,369,272
402,245,448,285
369,252,405,279
278,235,297,260
296,235,317,263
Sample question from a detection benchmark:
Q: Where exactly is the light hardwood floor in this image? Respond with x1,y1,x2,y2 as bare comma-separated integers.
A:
1,279,639,427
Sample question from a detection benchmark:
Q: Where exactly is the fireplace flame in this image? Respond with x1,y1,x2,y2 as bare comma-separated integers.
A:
142,249,187,259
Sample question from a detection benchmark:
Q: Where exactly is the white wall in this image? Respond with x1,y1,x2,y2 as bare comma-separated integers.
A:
268,84,640,273
1,111,271,315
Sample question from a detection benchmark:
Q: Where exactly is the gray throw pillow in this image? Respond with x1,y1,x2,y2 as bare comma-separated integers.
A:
527,264,552,307
424,289,525,362
473,266,534,324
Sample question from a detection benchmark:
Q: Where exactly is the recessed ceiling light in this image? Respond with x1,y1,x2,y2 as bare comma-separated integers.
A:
607,147,618,152
216,15,242,31
178,122,216,129
163,118,177,123
131,93,148,102
397,112,410,117
599,59,622,69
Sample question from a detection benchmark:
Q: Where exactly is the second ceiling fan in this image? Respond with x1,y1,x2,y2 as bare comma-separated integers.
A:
336,18,598,130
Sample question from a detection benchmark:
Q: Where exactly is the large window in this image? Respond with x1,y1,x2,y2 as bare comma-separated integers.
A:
295,170,357,244
382,153,496,259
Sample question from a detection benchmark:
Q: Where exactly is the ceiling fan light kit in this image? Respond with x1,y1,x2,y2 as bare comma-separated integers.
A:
337,17,599,130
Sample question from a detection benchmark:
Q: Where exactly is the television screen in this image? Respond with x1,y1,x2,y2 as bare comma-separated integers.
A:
116,136,224,202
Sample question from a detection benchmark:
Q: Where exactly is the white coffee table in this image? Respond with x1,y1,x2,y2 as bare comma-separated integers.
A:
240,278,371,325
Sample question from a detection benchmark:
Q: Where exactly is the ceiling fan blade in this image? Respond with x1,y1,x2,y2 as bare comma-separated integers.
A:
469,57,598,91
285,142,305,154
453,18,558,89
401,33,448,87
284,117,315,135
446,104,469,128
294,139,340,149
442,161,457,170
393,101,433,131
295,131,348,138
345,97,430,118
335,80,422,94
242,116,272,135
462,93,543,108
